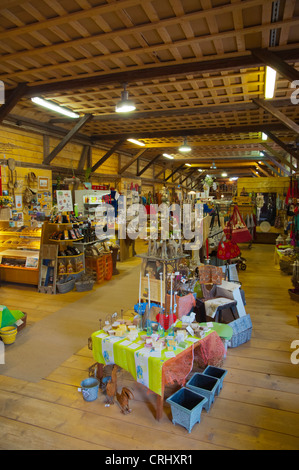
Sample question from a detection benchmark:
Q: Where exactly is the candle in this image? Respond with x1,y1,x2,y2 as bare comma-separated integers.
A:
170,273,173,314
147,273,151,309
139,270,141,306
160,272,163,308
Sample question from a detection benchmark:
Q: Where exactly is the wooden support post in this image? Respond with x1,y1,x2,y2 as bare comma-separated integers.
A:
253,99,299,135
91,138,126,173
43,114,93,165
77,145,90,171
0,83,28,124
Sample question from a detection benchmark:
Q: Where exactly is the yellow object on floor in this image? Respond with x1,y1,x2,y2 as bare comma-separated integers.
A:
0,326,17,344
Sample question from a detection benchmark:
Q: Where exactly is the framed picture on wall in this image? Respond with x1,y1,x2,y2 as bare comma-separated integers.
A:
38,176,49,190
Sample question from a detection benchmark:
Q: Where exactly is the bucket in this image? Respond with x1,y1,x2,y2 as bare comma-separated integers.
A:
0,326,17,344
79,377,100,402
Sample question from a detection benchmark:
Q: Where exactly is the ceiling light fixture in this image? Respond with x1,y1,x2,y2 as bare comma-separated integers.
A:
198,169,202,172
221,172,228,177
185,163,192,167
210,161,217,169
261,132,268,141
115,83,136,113
31,97,80,118
163,153,174,160
127,138,145,146
179,138,191,152
265,66,276,99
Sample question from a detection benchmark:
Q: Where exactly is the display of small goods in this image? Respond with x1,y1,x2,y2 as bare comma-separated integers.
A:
49,226,83,241
100,311,213,352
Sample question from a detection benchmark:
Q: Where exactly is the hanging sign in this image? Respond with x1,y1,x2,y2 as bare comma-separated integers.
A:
56,190,73,212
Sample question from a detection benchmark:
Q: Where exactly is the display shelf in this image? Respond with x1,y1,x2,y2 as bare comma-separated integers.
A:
0,221,41,286
49,237,84,242
0,265,38,271
58,269,84,275
57,253,84,259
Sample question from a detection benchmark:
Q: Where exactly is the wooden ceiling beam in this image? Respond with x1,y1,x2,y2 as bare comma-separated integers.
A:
43,114,93,165
137,154,162,177
251,48,299,82
263,160,281,177
250,168,260,177
0,83,28,124
264,131,299,162
90,123,290,141
255,163,271,177
261,142,296,171
253,98,299,135
23,48,299,97
119,149,147,174
180,169,198,184
164,164,185,182
91,138,126,173
262,150,291,176
66,99,289,123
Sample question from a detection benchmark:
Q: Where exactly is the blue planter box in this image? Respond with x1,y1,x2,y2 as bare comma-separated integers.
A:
203,366,227,395
166,387,208,433
186,373,219,411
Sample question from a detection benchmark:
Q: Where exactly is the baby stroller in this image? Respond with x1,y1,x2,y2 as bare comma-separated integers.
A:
231,255,247,271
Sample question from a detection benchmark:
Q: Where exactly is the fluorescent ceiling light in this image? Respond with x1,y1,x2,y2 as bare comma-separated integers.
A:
229,177,238,181
265,66,276,99
179,138,191,152
261,132,268,141
198,169,202,172
185,163,192,167
31,97,80,118
127,138,145,146
258,161,262,164
221,172,228,177
163,153,174,159
115,84,136,113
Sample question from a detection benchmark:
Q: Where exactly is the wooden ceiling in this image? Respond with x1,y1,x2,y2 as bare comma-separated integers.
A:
0,0,299,180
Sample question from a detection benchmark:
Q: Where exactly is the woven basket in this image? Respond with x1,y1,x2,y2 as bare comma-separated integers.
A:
16,312,27,331
75,280,94,292
166,387,208,433
279,259,295,275
228,314,252,348
57,278,75,293
288,289,299,303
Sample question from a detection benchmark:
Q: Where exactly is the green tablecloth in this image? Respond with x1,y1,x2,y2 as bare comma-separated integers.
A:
91,322,232,396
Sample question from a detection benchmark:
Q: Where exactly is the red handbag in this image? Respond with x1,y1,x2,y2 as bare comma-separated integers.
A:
217,233,241,260
225,205,252,243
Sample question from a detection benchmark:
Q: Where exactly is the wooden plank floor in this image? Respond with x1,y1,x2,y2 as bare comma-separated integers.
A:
0,243,298,450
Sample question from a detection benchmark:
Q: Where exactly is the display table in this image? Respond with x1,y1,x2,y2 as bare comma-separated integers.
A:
90,324,231,420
